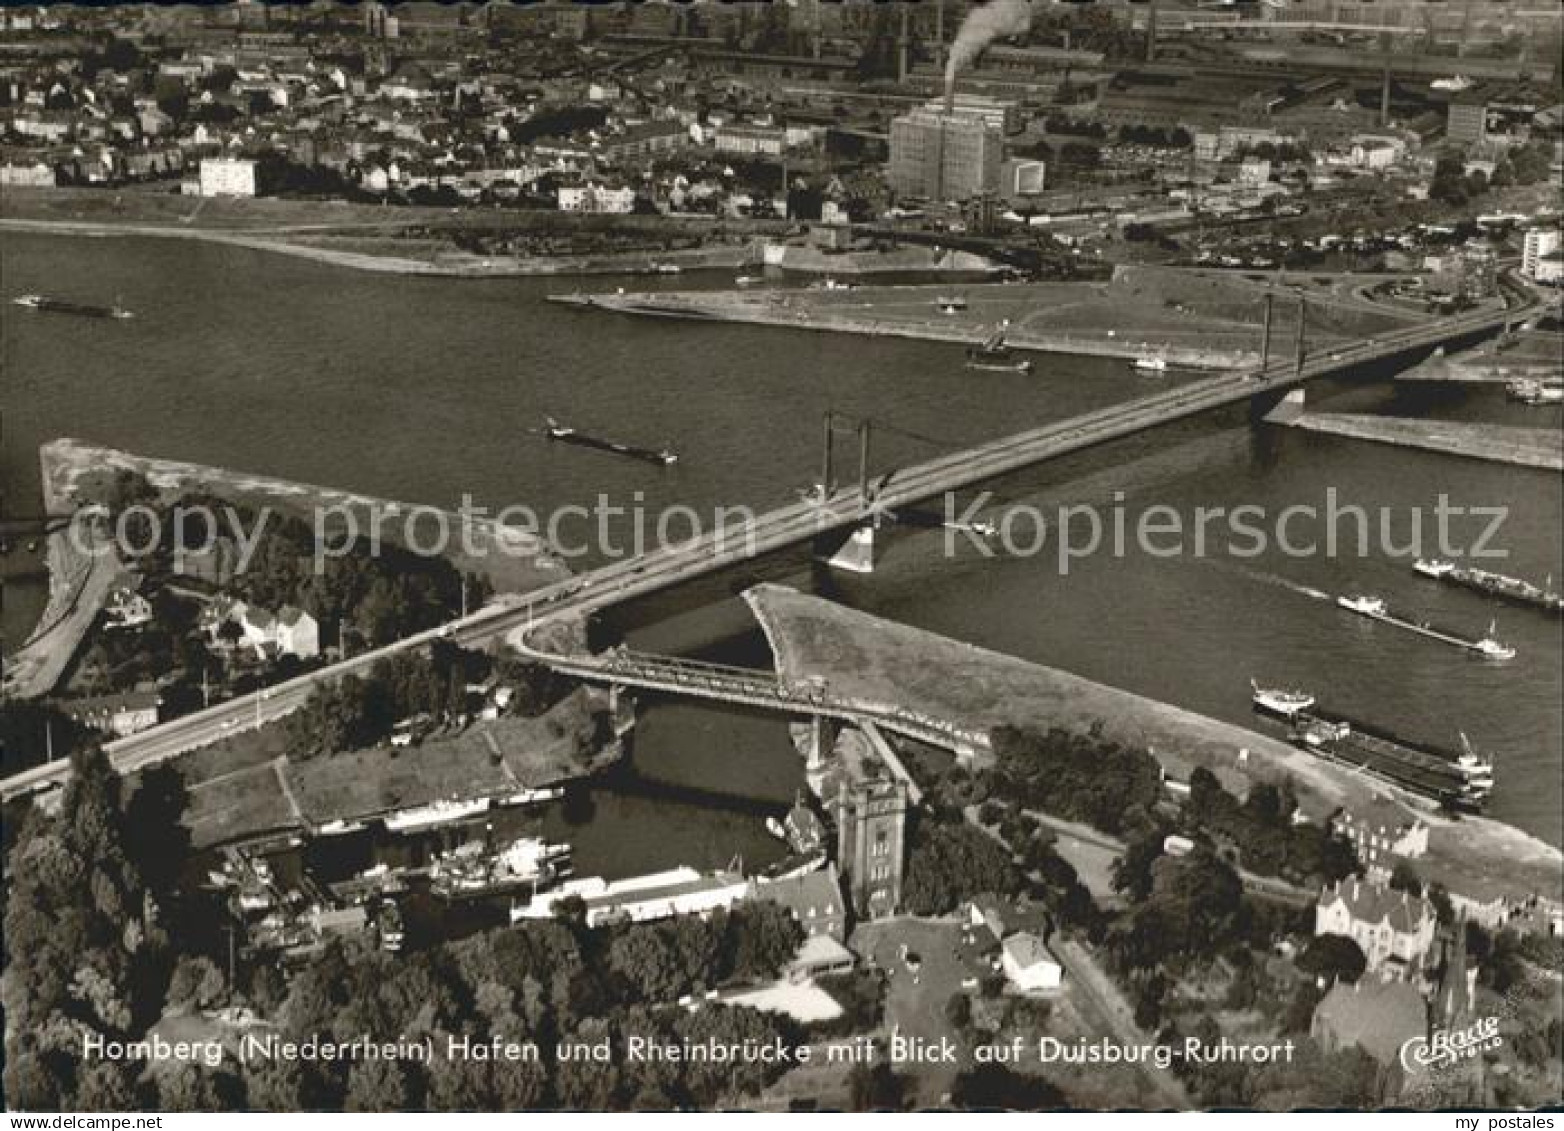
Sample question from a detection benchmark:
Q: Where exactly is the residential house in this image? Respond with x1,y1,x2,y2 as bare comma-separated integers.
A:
63,690,163,738
1000,932,1064,993
750,864,848,941
1315,879,1437,980
557,183,636,214
210,599,320,660
1331,798,1429,880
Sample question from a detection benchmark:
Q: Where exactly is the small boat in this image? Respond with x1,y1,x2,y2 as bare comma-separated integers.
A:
965,321,1034,374
735,275,761,286
1134,355,1168,374
649,263,683,275
764,816,788,842
808,277,856,291
1250,679,1315,718
1413,558,1455,579
1473,620,1516,661
383,796,490,833
317,818,365,836
1337,593,1388,617
499,785,564,808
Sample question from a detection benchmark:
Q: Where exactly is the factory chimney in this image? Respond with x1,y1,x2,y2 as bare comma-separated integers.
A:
899,5,910,85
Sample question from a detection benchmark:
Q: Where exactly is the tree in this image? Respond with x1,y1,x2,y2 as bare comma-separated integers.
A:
847,1062,905,1111
948,1063,1063,1109
1388,860,1422,896
902,817,1021,916
167,955,226,1011
345,1057,418,1112
158,1063,235,1111
1296,934,1367,985
76,1060,141,1110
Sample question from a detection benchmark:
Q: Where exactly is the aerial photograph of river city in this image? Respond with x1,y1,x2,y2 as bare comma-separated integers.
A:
0,0,1561,1117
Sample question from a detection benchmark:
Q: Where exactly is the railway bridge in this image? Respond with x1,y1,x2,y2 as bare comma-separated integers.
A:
509,630,988,767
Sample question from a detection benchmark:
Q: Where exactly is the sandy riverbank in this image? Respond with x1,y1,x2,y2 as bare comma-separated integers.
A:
38,438,571,597
1285,413,1563,472
0,448,125,699
553,266,1420,371
744,583,1562,911
0,216,752,277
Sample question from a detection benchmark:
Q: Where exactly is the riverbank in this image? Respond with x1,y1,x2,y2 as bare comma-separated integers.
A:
744,583,1563,914
178,686,618,848
37,438,571,595
0,216,753,277
1,446,127,698
551,266,1419,371
1281,414,1563,472
1396,346,1562,385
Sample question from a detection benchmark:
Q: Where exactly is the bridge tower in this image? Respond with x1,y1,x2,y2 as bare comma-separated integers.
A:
815,412,881,573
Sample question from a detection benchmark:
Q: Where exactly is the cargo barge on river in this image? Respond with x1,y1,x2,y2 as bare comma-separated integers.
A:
1251,682,1494,811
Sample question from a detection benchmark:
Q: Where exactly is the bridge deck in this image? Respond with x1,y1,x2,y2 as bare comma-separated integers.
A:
1,300,1524,799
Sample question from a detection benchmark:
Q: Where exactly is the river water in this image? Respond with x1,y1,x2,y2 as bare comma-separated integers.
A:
2,231,1559,865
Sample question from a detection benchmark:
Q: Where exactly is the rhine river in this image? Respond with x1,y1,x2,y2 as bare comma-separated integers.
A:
3,231,1560,866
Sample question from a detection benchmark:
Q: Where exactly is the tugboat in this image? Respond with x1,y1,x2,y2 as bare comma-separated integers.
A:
14,294,133,320
1250,679,1315,719
1337,593,1388,617
965,321,1034,374
1472,620,1516,660
1133,354,1169,374
545,417,678,467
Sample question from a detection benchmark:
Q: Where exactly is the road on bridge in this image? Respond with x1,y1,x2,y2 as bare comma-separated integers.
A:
1,296,1529,800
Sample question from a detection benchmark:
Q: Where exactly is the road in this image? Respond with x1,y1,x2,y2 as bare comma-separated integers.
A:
1,297,1528,800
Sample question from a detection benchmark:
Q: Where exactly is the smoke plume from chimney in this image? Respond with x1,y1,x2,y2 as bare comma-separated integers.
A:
945,0,1036,110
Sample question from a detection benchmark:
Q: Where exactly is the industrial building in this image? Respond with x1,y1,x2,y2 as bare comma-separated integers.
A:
887,107,1003,202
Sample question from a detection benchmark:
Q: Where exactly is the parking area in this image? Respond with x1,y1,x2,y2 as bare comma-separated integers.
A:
851,916,990,1105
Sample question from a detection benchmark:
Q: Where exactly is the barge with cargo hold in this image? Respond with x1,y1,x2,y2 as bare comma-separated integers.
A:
1336,593,1516,659
1414,559,1562,615
1250,682,1494,811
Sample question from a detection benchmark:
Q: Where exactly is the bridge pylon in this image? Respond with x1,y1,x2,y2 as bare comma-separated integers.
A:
819,520,878,574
